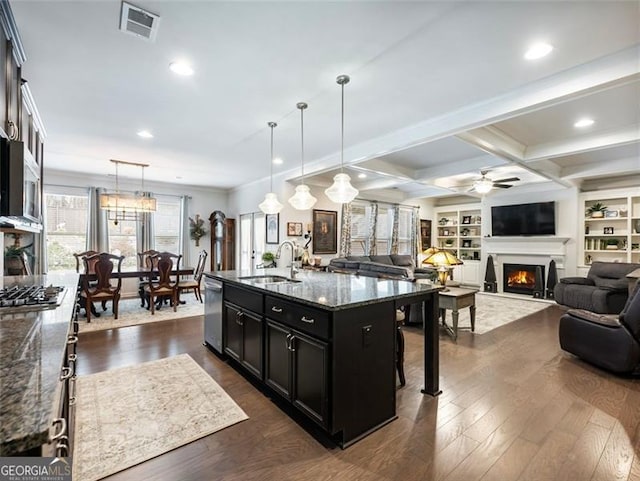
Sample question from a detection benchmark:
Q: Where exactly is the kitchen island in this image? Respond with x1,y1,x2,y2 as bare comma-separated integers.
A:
0,273,78,456
204,268,440,447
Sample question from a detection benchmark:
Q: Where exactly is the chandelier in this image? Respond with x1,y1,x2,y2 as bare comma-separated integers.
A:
99,159,157,224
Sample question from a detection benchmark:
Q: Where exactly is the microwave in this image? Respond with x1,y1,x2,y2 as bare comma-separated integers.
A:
0,139,42,230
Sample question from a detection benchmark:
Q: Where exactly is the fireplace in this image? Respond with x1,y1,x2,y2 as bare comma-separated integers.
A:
503,263,545,295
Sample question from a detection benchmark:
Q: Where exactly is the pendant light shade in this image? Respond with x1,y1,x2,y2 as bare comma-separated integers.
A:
259,121,283,214
288,184,317,210
325,74,358,204
288,102,317,210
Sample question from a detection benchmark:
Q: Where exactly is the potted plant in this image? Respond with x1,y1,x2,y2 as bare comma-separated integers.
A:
438,217,449,226
586,202,607,218
261,251,275,268
444,239,455,248
4,243,33,275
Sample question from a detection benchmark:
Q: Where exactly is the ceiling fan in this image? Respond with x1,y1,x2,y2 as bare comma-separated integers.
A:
469,170,520,194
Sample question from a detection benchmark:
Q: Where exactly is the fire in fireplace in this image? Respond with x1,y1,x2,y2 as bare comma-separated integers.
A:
503,263,545,295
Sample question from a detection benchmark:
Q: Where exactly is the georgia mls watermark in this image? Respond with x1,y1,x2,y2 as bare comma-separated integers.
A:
0,457,72,481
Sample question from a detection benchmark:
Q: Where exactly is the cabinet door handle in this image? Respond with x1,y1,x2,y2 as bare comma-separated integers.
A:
285,333,292,350
289,335,296,352
60,367,72,381
67,335,78,345
235,311,244,325
271,306,283,313
49,418,67,441
301,316,314,324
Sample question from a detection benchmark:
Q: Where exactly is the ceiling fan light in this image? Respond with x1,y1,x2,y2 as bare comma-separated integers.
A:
288,184,317,210
474,179,493,194
325,173,358,204
259,192,283,214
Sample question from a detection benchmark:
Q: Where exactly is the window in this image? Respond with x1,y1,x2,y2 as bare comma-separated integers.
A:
45,192,88,271
349,203,368,256
108,219,137,269
347,201,416,258
154,196,181,254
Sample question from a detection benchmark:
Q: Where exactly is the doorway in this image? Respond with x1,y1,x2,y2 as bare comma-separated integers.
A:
239,212,266,271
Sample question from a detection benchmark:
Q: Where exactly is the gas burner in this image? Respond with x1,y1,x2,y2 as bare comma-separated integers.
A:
0,285,66,312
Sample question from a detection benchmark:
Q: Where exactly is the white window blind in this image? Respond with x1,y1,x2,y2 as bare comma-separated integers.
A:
45,193,89,271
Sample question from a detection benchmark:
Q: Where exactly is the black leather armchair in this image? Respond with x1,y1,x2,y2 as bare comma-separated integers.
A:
559,285,640,374
554,262,640,314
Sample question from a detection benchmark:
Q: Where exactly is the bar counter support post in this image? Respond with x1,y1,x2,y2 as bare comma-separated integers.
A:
421,292,441,396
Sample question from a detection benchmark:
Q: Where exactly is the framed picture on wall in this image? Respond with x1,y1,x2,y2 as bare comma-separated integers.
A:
312,209,337,254
266,213,279,244
287,222,303,236
462,215,472,224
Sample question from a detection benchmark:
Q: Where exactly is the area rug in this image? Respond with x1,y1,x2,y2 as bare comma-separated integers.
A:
451,292,551,335
78,295,204,333
72,354,248,481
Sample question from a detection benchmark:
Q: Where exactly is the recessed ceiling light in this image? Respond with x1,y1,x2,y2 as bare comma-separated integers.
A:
169,61,194,76
574,118,595,128
137,130,153,138
524,42,554,60
358,173,367,179
273,157,283,165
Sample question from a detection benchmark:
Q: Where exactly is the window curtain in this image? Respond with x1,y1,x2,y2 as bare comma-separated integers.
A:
136,192,155,260
339,202,352,257
179,195,190,268
390,204,400,254
86,187,109,252
38,200,47,274
366,202,378,255
411,206,420,262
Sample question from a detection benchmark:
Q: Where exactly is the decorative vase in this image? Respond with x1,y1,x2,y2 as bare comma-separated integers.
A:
591,211,604,218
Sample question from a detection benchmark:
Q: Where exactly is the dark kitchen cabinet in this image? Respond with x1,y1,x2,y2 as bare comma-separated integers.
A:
5,42,19,139
223,302,263,380
266,319,329,428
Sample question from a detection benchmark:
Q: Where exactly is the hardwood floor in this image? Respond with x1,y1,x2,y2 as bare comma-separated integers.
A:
77,306,640,481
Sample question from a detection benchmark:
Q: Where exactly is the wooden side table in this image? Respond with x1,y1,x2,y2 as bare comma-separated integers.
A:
438,287,478,341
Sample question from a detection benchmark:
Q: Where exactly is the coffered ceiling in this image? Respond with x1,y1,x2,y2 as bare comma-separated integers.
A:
10,1,640,200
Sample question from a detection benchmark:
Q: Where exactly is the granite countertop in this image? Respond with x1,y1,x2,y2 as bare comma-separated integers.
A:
0,272,78,455
204,268,439,311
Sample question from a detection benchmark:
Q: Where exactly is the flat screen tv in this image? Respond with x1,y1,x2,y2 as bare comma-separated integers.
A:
491,201,556,236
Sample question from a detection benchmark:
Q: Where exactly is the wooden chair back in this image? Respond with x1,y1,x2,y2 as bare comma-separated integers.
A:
193,250,208,283
74,250,99,273
147,252,182,292
82,253,124,295
137,249,160,269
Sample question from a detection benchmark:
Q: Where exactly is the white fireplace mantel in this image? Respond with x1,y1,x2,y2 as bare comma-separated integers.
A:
484,236,570,257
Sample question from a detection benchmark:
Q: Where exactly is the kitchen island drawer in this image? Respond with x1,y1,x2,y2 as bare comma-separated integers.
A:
225,284,263,314
265,296,330,340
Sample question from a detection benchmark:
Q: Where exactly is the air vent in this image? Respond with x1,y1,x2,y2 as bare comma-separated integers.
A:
119,2,160,42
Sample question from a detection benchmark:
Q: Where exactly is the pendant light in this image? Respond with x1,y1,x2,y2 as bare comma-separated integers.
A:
288,102,317,210
325,74,358,204
258,121,283,214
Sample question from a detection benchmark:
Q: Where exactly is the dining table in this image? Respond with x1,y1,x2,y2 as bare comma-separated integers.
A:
79,265,195,316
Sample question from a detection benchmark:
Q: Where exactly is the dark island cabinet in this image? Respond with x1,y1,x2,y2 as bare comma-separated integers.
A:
265,319,329,428
223,302,263,380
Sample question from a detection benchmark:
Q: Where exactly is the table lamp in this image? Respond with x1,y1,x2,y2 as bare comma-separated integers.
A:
422,249,463,290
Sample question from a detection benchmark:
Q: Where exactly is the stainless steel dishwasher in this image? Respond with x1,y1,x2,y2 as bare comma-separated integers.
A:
203,276,223,355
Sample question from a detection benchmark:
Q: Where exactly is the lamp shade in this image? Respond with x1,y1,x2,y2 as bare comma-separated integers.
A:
423,250,463,267
259,192,283,215
288,184,317,210
325,173,358,204
421,246,440,262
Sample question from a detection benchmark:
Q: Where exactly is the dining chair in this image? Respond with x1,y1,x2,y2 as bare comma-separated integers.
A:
178,250,208,302
80,253,124,323
137,249,159,307
73,250,99,274
144,251,182,315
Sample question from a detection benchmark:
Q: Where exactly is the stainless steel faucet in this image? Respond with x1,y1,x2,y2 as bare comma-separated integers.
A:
276,240,299,278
